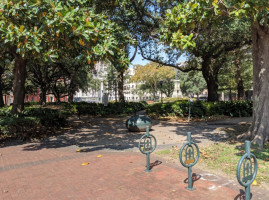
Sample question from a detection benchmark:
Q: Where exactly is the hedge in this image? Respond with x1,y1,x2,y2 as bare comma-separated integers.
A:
0,107,67,140
68,101,148,116
146,100,253,118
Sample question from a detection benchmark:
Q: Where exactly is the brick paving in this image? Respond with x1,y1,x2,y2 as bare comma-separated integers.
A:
0,116,268,200
0,143,266,200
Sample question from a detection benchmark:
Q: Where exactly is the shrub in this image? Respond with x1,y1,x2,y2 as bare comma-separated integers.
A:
0,107,67,140
74,101,148,116
146,100,253,118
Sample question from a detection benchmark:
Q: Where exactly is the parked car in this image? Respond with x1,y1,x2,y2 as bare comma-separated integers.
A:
198,95,208,101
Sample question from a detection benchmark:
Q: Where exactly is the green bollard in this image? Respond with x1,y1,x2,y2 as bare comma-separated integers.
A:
179,132,199,190
138,126,157,172
236,141,258,200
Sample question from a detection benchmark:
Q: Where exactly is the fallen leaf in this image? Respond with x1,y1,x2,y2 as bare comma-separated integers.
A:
97,155,102,158
200,150,211,159
3,190,8,193
252,179,259,186
105,132,111,135
81,162,89,166
76,149,81,152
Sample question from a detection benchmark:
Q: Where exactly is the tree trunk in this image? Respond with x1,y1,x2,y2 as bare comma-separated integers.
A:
114,81,118,102
0,66,4,107
229,88,232,101
53,81,61,103
11,55,27,114
39,86,47,105
117,71,124,102
234,51,245,100
68,80,75,103
249,24,269,148
201,59,219,102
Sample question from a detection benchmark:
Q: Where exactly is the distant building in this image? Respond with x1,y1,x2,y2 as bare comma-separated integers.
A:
74,62,183,103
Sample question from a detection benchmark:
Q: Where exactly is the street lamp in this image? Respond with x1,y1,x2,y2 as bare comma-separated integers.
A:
188,92,193,122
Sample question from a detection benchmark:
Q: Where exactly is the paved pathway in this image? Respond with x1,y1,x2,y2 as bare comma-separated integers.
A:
1,116,268,200
0,144,257,200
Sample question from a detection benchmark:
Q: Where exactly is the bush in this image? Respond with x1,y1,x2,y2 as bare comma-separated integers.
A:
146,100,253,118
74,101,148,116
0,107,67,140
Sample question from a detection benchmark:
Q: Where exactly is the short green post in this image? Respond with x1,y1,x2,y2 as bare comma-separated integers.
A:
179,132,199,191
138,126,157,172
236,141,258,200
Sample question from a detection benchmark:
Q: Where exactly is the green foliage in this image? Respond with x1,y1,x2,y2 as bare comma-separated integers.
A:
131,62,176,100
161,97,189,102
0,107,67,140
75,101,148,116
147,100,253,118
180,71,207,97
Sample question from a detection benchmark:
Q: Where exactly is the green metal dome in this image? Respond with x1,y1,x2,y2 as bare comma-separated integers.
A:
126,115,152,132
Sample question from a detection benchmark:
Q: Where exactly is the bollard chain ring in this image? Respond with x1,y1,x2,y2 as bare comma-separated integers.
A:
138,134,157,154
179,142,199,168
237,153,258,187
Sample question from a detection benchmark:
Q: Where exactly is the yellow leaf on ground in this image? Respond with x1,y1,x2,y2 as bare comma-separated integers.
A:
252,179,258,186
200,150,211,159
97,155,103,158
76,149,81,152
81,162,89,166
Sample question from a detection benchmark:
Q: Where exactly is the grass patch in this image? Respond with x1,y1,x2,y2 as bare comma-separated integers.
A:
199,142,269,186
155,149,171,155
154,142,269,188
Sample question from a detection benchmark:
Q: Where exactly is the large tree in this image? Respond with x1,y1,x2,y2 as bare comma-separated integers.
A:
0,0,124,113
0,53,13,107
180,71,207,98
161,0,269,147
140,15,251,101
131,62,176,101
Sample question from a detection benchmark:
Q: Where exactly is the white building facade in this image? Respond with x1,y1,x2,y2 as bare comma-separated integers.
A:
74,62,183,103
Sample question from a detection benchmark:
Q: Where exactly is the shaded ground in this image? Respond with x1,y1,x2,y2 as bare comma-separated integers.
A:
1,146,268,200
11,115,250,152
1,115,268,200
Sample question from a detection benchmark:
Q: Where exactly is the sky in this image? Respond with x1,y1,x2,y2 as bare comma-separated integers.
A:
130,48,187,67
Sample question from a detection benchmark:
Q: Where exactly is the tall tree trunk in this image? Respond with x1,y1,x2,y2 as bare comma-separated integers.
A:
11,55,27,114
39,86,47,105
234,51,245,100
114,81,118,102
53,81,61,103
249,24,269,148
202,59,219,102
0,66,4,107
117,71,124,102
229,88,232,101
68,79,74,103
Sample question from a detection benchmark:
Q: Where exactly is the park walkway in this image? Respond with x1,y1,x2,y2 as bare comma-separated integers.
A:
0,116,268,200
1,143,268,200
